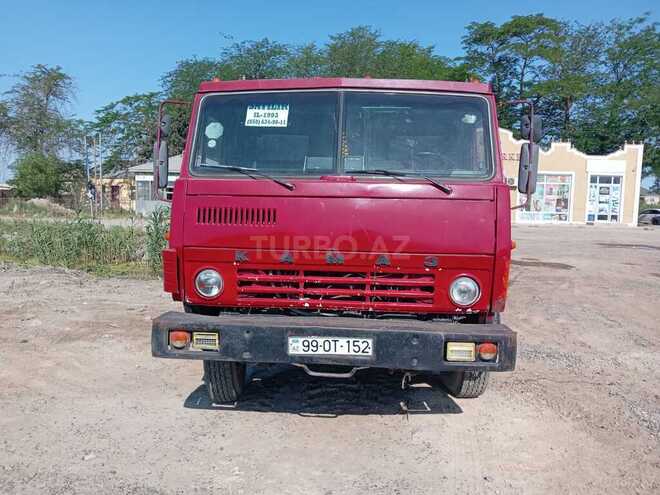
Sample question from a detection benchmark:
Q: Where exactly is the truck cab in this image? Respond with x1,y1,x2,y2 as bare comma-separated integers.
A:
151,77,517,403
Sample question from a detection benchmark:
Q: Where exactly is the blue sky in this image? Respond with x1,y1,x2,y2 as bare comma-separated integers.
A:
0,0,656,121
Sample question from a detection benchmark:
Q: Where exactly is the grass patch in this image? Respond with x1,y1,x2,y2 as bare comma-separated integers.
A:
1,199,137,221
0,198,74,218
145,207,170,275
0,206,170,278
0,217,159,278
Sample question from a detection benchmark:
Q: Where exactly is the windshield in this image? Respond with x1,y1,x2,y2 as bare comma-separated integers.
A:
343,92,492,178
192,91,338,176
191,90,493,178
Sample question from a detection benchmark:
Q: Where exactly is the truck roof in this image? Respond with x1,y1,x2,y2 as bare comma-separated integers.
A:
198,77,492,95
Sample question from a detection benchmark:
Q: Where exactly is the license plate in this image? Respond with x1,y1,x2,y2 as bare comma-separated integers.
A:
288,336,373,356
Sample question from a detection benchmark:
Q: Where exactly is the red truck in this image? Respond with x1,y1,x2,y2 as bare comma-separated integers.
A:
151,77,540,403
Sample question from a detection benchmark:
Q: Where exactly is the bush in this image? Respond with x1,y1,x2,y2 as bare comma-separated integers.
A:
10,153,64,199
145,206,170,274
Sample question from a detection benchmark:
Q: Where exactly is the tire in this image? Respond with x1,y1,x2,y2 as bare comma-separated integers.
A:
440,370,489,398
204,360,246,403
187,304,246,403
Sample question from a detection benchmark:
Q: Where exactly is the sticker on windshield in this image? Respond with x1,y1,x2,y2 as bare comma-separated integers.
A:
245,104,289,127
205,122,224,139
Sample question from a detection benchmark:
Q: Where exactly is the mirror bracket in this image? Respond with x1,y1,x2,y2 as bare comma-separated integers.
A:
152,99,189,201
507,99,542,210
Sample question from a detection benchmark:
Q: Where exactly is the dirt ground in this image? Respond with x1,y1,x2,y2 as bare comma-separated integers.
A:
1,224,659,495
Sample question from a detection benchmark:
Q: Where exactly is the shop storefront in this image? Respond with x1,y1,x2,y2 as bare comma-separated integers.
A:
500,129,643,227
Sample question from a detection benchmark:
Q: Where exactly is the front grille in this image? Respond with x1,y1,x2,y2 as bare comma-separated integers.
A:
236,268,435,311
196,206,277,226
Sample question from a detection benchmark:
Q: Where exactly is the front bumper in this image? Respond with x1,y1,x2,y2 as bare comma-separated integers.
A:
152,311,516,373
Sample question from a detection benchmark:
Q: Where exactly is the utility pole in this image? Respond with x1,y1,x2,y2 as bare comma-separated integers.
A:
98,132,103,212
84,137,89,181
93,135,98,180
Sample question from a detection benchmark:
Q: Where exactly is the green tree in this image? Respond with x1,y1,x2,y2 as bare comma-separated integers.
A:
463,15,563,130
0,101,9,138
219,38,291,80
374,41,462,80
286,43,326,77
464,12,658,181
463,21,517,99
161,57,221,101
93,92,161,171
571,15,659,177
534,22,605,140
325,26,381,77
2,65,75,155
502,15,563,100
10,153,64,198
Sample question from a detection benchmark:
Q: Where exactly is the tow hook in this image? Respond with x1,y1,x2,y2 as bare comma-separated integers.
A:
293,363,368,379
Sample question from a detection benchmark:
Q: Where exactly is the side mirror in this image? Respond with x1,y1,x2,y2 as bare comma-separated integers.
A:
518,143,539,194
157,140,169,189
160,114,172,138
152,100,189,197
521,115,543,143
153,112,172,193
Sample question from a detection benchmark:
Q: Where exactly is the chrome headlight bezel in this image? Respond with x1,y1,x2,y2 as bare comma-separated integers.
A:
194,269,224,299
449,276,481,307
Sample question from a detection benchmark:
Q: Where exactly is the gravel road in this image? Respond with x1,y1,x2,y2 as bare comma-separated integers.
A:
1,225,659,494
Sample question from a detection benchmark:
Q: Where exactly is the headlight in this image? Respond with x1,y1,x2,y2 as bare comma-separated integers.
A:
195,269,223,298
449,276,480,306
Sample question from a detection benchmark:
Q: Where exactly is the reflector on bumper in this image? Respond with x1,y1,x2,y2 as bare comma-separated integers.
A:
446,342,476,362
192,332,219,351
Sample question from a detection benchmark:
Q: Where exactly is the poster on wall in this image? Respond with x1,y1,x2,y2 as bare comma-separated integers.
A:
517,174,572,223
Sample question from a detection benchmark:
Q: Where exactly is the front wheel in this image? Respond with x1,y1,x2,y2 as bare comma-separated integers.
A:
440,370,489,398
204,361,246,403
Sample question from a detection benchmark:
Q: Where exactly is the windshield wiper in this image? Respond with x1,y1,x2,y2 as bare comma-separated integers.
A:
351,169,406,180
350,169,452,195
198,164,295,191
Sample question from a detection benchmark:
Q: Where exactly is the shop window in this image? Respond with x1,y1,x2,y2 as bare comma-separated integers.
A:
517,174,572,223
587,175,622,223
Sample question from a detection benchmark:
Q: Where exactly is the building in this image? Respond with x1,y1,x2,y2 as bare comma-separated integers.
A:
500,130,643,226
90,169,135,211
130,154,182,215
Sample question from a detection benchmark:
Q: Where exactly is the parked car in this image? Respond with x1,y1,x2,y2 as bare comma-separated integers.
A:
638,209,660,225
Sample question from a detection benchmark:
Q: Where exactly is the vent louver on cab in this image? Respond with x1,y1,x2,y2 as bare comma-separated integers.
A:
196,206,277,226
